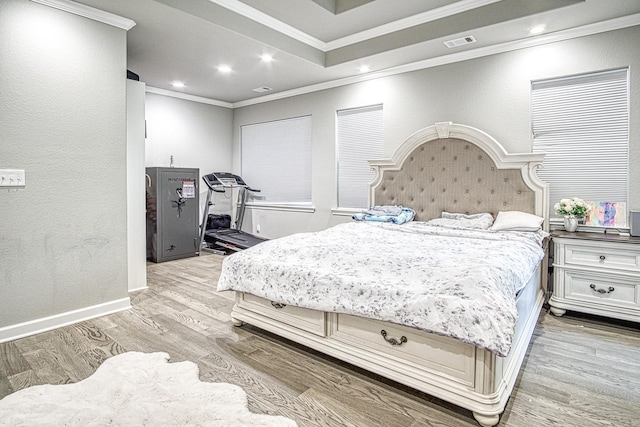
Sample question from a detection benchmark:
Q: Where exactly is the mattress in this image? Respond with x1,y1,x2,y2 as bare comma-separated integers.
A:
217,221,546,356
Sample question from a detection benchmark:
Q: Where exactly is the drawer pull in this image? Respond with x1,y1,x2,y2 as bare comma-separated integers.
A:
270,301,287,309
599,255,606,262
590,284,615,294
380,330,407,347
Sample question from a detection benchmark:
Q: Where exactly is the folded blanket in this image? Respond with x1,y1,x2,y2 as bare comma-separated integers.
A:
364,205,404,216
352,206,415,224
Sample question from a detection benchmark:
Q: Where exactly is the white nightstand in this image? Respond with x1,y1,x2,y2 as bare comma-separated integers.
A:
550,231,640,322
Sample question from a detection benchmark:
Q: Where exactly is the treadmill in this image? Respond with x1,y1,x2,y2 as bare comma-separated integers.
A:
198,172,268,253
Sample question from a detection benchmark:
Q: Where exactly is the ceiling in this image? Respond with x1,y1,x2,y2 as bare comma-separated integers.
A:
71,0,640,106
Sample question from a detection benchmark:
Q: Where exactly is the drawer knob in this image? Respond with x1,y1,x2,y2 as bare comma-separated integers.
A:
599,255,606,261
270,301,287,309
380,329,408,347
590,284,615,294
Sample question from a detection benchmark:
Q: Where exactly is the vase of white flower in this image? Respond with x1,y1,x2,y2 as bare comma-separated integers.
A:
563,216,579,232
554,197,591,232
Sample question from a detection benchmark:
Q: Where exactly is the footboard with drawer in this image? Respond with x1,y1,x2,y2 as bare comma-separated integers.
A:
231,263,544,427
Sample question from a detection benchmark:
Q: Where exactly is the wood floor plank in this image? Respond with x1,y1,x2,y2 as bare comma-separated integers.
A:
219,334,342,394
156,288,234,323
532,349,640,402
511,370,640,426
197,346,301,400
19,348,71,385
148,314,219,359
196,350,309,421
0,341,31,377
0,376,13,398
502,386,630,427
147,302,213,333
98,317,174,357
288,387,377,427
7,369,43,392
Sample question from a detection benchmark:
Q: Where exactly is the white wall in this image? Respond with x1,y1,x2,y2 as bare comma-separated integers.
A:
0,0,130,337
144,93,234,218
127,79,147,292
233,26,640,239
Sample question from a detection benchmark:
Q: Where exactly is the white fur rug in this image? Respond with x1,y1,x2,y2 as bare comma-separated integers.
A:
0,351,298,426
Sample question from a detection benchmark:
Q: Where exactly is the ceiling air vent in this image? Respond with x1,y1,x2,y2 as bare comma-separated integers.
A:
443,35,477,49
252,86,273,93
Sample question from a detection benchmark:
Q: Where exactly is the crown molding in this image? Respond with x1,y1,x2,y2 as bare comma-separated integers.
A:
208,0,502,53
145,86,234,108
29,0,136,30
232,13,640,108
326,0,501,50
207,0,326,51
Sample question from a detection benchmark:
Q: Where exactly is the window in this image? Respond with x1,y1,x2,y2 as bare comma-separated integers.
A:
532,68,629,222
241,116,312,205
337,104,384,209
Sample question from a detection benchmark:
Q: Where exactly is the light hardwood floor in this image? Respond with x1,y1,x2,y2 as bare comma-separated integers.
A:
1,253,639,426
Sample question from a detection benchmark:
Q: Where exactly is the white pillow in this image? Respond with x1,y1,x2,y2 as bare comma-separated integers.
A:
442,211,493,221
429,212,494,230
490,211,544,232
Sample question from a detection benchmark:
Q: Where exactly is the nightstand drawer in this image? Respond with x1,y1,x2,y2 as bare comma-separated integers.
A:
564,244,640,272
563,270,638,308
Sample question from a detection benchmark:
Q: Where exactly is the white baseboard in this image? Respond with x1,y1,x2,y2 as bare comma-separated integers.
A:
128,285,148,293
0,297,131,344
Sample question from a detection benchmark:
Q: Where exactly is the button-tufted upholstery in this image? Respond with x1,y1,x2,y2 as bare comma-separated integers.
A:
374,138,535,221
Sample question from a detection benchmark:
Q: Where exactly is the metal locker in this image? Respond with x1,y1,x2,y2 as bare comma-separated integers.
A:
146,167,199,263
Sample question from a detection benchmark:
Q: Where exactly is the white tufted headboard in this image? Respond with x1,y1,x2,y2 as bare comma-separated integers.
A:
369,122,549,230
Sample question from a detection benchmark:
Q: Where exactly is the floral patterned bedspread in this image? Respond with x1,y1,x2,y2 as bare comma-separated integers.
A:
216,222,546,356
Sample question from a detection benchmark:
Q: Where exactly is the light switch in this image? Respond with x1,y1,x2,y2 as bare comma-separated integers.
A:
0,169,26,188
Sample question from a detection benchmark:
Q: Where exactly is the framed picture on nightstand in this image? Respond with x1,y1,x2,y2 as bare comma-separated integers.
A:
585,201,627,227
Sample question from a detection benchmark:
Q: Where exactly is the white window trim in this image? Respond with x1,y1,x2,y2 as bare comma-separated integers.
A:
246,202,315,214
331,207,360,217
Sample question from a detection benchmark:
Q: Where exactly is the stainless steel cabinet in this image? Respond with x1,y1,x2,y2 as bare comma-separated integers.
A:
146,167,199,263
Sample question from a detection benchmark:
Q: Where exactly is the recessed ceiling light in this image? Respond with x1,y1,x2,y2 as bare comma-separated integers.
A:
529,25,546,35
218,65,232,73
260,54,273,62
171,81,185,88
359,65,371,73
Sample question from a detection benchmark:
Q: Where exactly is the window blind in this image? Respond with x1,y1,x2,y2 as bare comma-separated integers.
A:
532,68,629,219
241,116,312,204
337,104,384,209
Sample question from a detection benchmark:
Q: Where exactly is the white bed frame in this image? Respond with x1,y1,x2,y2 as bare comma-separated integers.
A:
230,122,548,426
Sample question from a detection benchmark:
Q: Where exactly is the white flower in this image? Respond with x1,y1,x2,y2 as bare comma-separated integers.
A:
555,197,591,217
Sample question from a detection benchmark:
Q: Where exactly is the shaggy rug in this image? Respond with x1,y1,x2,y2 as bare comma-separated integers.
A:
0,351,298,426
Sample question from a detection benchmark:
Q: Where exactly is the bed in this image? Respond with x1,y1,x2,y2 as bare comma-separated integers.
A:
217,122,549,427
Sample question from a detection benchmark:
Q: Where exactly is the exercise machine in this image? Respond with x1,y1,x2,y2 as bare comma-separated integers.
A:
198,172,267,253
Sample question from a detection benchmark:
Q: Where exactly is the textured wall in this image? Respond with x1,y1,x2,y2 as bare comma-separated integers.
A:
144,93,234,219
0,0,129,327
232,26,640,239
